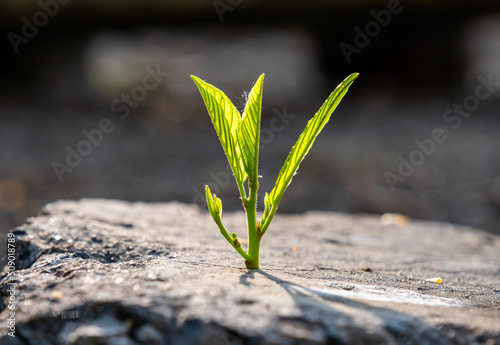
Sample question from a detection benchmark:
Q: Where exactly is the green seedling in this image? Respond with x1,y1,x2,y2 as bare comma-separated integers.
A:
191,73,358,269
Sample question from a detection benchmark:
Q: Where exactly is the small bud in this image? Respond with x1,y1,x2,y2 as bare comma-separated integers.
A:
233,238,241,248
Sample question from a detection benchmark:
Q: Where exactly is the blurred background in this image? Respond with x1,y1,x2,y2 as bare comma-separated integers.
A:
1,0,500,268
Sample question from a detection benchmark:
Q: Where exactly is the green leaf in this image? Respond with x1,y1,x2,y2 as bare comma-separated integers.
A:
191,76,246,186
205,185,222,220
269,73,359,209
238,74,265,180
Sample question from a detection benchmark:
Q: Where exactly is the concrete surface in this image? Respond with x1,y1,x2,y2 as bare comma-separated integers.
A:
0,198,499,344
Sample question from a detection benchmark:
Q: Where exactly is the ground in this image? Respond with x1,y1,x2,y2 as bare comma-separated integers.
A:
0,199,499,344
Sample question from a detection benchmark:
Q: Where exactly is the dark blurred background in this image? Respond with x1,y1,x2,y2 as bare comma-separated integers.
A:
1,0,500,267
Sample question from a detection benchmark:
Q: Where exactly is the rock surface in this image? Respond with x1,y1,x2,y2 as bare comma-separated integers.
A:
1,199,499,345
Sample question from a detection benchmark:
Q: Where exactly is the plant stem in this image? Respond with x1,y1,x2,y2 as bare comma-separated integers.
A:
244,178,261,269
213,218,251,261
259,197,280,236
237,180,247,201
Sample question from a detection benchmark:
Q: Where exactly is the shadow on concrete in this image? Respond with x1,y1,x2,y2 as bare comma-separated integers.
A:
239,269,452,345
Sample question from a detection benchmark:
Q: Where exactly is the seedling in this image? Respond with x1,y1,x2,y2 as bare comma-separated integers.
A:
191,73,358,269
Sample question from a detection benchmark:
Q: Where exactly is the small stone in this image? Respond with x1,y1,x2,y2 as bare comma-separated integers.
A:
65,316,127,344
380,213,410,226
135,324,163,345
426,277,443,284
51,291,64,300
342,285,355,291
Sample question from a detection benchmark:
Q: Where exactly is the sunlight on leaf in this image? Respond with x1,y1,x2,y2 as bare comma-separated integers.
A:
269,73,359,212
193,72,358,267
191,76,246,186
239,74,265,180
205,185,222,220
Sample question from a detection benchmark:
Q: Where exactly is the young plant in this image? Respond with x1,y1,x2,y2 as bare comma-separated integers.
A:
191,73,358,269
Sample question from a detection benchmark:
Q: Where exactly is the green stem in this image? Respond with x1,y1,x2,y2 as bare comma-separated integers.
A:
213,217,251,261
237,180,247,201
259,196,280,236
244,178,261,269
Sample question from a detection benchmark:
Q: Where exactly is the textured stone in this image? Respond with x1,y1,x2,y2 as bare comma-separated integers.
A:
0,199,499,344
